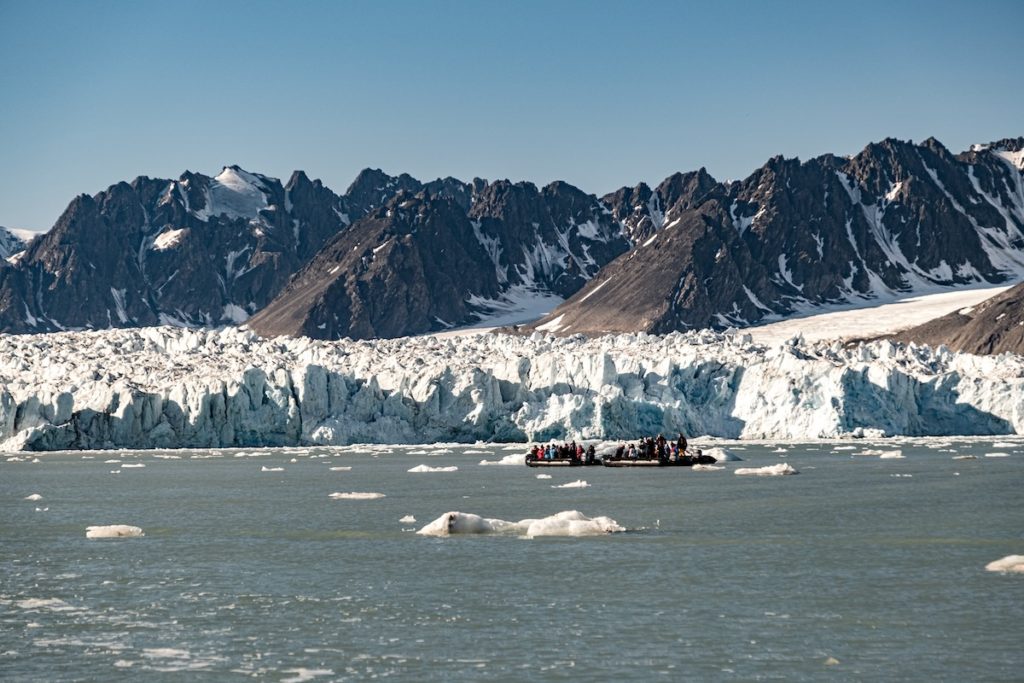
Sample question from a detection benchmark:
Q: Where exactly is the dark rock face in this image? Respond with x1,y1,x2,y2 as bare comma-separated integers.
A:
248,192,501,339
892,281,1024,355
4,135,1023,341
249,180,630,339
0,166,359,333
531,137,1024,336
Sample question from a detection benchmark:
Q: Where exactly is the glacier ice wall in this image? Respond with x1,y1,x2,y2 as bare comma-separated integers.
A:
2,326,1023,451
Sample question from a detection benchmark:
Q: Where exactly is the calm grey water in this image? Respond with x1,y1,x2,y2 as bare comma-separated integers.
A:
2,440,1022,681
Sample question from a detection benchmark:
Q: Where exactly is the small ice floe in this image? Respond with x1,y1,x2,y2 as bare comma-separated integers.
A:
152,454,180,460
734,463,799,476
281,668,335,683
953,455,977,460
328,492,385,500
692,464,725,472
536,473,552,479
417,510,624,538
771,447,788,453
289,458,297,463
702,447,742,462
552,480,590,489
985,452,1010,458
86,525,144,539
35,507,49,512
261,466,284,472
479,453,524,466
878,451,905,459
985,555,1024,573
122,463,146,468
25,493,43,501
110,470,121,474
16,598,78,612
104,459,122,464
407,464,458,473
889,473,913,478
854,449,903,457
832,445,856,451
329,466,352,471
399,515,417,523
990,442,1016,449
462,449,488,455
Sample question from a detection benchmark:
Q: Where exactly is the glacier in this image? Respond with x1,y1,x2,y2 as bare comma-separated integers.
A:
2,326,1024,452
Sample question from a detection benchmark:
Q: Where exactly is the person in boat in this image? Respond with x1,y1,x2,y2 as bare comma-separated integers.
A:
614,444,625,460
586,444,596,465
628,443,638,460
677,433,688,454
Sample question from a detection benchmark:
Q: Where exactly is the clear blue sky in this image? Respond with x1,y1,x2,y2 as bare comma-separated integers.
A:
1,0,1021,231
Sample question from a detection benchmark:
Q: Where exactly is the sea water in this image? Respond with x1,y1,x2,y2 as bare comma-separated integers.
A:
2,439,1022,681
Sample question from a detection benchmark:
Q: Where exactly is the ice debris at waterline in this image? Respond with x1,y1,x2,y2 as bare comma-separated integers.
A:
86,525,144,539
734,463,800,476
328,492,385,500
399,515,417,523
985,555,1024,573
6,325,1024,451
24,493,43,501
416,510,624,538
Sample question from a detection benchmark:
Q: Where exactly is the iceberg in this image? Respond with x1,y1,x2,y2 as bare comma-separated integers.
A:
416,510,624,538
407,464,458,473
734,463,799,476
985,555,1024,573
3,326,1024,451
328,492,385,500
86,525,144,538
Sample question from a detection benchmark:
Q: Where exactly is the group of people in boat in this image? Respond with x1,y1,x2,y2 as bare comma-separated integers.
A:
606,433,690,463
529,441,598,465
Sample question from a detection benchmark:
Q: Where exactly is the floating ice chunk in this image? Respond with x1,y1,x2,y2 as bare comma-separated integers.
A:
281,668,336,683
985,555,1024,573
86,525,144,539
985,452,1010,458
261,466,284,472
734,463,799,476
552,479,589,489
991,442,1017,448
833,446,856,451
692,464,725,471
408,464,458,473
417,510,624,538
536,474,552,479
142,648,190,659
399,515,416,523
702,447,742,462
878,451,905,459
953,455,977,460
771,447,788,453
104,459,121,464
328,492,385,500
25,493,43,501
16,598,78,612
329,466,352,471
122,463,146,468
479,453,525,466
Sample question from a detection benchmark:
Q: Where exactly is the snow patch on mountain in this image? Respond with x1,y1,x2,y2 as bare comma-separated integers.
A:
194,167,271,222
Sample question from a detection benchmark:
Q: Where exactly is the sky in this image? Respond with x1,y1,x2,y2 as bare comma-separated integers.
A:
1,0,1021,231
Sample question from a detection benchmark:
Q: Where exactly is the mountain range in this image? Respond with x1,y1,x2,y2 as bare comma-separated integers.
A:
1,136,1022,350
